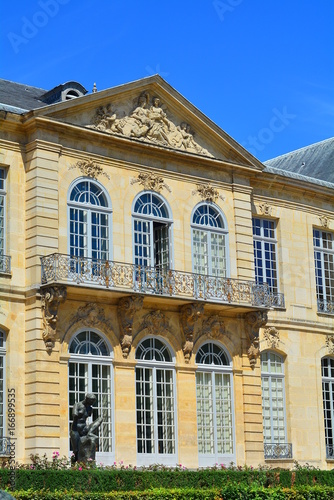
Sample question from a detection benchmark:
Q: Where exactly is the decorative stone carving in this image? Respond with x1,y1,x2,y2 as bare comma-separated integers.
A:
86,93,213,157
258,201,272,216
142,310,170,336
41,286,67,353
319,215,329,228
326,335,334,355
65,303,114,342
263,326,280,349
192,183,220,203
180,303,204,362
69,159,110,180
131,172,171,193
203,315,225,339
244,311,268,369
117,296,143,358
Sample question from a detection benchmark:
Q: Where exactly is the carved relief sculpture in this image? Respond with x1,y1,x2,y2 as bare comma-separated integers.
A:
258,201,273,216
69,159,110,180
244,311,268,369
326,335,334,355
193,183,220,203
117,296,143,358
87,93,213,157
142,310,170,336
180,303,204,362
263,326,280,349
66,303,114,336
319,215,329,228
202,315,225,339
41,286,67,353
131,172,171,193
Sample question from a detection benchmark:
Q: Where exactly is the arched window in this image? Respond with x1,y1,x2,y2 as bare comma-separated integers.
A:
321,357,334,458
68,330,114,463
261,352,286,446
68,179,112,262
0,331,5,444
135,337,176,465
191,203,228,277
195,342,234,466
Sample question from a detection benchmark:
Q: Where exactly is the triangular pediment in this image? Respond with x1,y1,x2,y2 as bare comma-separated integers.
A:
29,75,263,169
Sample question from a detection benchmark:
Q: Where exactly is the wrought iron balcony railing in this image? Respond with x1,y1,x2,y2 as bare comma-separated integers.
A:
41,253,273,308
317,299,334,315
0,254,11,274
264,442,293,460
269,292,285,309
0,437,13,456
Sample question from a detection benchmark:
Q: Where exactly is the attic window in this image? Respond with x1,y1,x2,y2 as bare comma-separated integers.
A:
64,89,80,100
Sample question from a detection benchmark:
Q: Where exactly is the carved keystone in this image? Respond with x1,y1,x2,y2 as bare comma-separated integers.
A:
117,296,143,358
244,311,268,369
41,286,67,353
180,303,204,363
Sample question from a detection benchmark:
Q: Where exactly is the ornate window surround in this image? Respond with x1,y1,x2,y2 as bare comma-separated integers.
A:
252,217,279,295
67,177,113,261
195,340,235,467
68,329,115,464
135,336,177,466
191,202,229,278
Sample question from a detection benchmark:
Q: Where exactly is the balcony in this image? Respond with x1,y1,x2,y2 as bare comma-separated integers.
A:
41,253,273,309
0,254,11,274
264,442,293,460
317,299,334,315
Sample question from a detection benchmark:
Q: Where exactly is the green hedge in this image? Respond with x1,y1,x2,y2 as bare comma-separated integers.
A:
9,485,334,499
1,469,334,493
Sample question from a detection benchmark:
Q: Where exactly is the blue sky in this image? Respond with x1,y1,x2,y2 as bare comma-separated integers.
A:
1,0,333,161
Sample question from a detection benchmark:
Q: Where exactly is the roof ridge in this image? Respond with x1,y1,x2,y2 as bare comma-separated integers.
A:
0,78,46,92
264,136,334,163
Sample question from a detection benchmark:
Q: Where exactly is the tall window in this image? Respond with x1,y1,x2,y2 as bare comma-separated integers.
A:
313,229,334,314
68,330,114,463
253,218,278,294
133,192,172,272
68,180,112,261
321,357,334,458
0,169,6,269
261,352,286,446
196,342,234,466
192,203,228,277
135,337,176,465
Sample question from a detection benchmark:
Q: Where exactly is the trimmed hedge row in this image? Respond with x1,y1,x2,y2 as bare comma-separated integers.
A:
1,469,334,492
9,485,334,499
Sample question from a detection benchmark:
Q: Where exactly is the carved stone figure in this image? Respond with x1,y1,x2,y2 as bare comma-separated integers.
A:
86,93,214,157
244,311,268,369
203,315,225,339
263,326,280,349
180,303,204,362
117,296,143,358
41,286,67,353
70,393,102,464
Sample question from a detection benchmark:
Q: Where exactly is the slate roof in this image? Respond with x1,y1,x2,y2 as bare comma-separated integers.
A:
264,137,334,184
0,79,48,113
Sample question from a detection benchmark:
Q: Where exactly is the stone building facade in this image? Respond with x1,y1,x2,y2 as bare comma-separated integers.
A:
0,75,333,468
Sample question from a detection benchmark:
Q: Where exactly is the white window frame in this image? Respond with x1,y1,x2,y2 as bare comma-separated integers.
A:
191,202,229,277
261,351,287,445
321,357,334,459
0,168,6,258
67,178,112,261
252,217,279,294
68,329,115,465
195,341,235,467
135,336,177,466
313,229,334,313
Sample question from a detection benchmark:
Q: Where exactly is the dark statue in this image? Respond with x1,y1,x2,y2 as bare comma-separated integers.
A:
70,393,102,463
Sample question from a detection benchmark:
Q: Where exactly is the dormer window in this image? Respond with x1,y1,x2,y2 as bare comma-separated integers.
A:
64,89,81,100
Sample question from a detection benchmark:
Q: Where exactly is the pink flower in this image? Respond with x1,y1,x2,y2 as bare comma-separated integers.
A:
78,467,82,471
